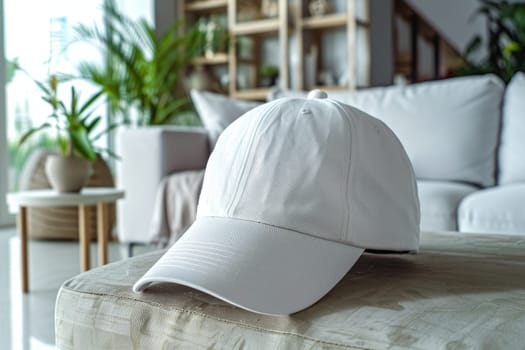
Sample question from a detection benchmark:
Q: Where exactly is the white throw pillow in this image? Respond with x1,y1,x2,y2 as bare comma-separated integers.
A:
191,90,261,149
271,75,504,187
498,72,525,185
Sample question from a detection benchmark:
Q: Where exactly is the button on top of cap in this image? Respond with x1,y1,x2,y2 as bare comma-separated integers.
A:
307,89,328,99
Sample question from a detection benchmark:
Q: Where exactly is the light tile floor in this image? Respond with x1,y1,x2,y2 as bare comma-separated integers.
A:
0,227,155,350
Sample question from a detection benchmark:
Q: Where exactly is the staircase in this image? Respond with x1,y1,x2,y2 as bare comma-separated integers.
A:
393,0,464,83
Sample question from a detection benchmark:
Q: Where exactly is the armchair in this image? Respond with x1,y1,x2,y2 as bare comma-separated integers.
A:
116,126,209,245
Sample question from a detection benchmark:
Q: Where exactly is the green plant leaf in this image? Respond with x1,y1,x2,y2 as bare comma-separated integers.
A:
69,126,96,161
459,0,525,83
91,122,120,142
74,0,201,126
18,123,52,146
94,146,120,160
78,90,104,117
6,57,20,84
463,36,482,59
58,135,69,156
85,116,101,133
151,96,190,125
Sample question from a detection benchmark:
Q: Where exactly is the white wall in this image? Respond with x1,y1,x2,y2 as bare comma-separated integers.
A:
154,1,177,37
405,0,486,58
370,0,394,86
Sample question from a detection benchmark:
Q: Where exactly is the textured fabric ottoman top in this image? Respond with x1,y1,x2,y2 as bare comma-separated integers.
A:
55,231,525,350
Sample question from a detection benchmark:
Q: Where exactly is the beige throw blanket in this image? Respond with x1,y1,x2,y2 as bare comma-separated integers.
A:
148,170,205,246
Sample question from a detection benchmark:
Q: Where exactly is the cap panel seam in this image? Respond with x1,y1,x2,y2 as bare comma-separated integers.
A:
326,100,354,242
226,102,282,216
223,108,265,215
198,215,363,248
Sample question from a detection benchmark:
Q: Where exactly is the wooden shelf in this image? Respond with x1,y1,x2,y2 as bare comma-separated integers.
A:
311,85,350,91
185,0,227,12
191,53,229,65
180,0,370,97
231,18,280,35
232,88,270,100
356,19,370,27
301,13,348,29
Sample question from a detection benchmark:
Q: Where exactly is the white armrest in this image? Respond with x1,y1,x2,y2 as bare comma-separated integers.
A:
116,126,209,243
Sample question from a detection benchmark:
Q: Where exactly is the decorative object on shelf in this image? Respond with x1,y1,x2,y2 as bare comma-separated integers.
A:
337,69,349,86
304,46,318,89
456,0,525,83
198,16,229,58
237,74,250,90
185,65,217,92
75,0,202,126
237,36,254,60
317,70,335,86
261,0,279,18
309,0,331,17
259,65,280,87
238,0,260,22
18,75,112,193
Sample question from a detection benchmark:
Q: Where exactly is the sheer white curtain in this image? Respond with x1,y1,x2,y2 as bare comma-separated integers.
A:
0,0,13,226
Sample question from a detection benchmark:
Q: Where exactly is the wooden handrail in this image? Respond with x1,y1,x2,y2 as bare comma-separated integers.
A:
394,0,463,82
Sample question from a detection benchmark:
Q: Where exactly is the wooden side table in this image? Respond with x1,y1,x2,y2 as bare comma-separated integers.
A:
6,187,125,293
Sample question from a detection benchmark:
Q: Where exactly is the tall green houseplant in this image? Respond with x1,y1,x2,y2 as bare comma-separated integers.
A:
75,0,203,125
458,0,525,83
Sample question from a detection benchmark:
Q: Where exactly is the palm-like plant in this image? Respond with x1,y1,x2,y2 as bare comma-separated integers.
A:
6,57,20,84
75,0,204,125
458,0,525,83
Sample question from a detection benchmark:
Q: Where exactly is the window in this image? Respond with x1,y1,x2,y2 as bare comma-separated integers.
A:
3,0,106,194
1,0,153,225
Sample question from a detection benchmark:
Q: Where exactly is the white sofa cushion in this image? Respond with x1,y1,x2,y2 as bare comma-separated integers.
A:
498,72,525,185
417,180,478,232
458,184,525,235
191,90,261,148
272,75,505,187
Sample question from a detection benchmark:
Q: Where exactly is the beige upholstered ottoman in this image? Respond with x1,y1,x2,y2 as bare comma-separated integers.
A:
55,232,525,349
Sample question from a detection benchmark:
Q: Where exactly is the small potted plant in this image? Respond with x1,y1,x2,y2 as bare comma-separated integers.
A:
259,65,279,87
19,75,108,192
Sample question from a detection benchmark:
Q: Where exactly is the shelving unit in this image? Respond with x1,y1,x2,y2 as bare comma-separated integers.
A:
178,1,230,93
179,0,370,99
295,0,370,91
228,0,288,99
185,0,228,12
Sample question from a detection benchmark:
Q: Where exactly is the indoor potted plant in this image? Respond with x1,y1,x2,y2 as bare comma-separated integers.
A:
259,65,279,87
457,0,525,83
19,75,109,192
74,0,204,126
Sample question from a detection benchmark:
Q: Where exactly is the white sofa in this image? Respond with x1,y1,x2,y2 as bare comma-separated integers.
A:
117,73,525,244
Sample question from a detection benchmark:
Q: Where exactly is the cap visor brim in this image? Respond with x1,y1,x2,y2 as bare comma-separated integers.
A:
133,217,363,316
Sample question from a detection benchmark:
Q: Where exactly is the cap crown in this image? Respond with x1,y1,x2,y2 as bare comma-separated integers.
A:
198,97,420,251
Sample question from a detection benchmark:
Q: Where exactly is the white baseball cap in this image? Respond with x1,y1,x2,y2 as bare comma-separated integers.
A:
133,90,420,315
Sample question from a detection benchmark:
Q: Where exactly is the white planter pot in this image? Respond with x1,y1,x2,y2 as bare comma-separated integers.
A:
45,155,92,193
